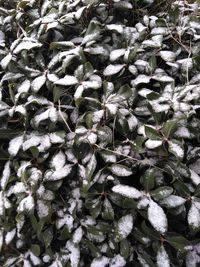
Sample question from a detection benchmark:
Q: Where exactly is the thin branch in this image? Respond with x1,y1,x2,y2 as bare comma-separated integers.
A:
58,100,72,133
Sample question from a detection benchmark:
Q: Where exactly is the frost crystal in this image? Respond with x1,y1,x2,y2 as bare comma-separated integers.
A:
148,200,168,234
112,184,142,199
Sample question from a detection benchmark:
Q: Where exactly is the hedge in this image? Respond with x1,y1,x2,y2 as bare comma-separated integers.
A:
0,0,200,266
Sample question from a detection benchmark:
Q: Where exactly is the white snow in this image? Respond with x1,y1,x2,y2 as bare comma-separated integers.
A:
87,132,97,145
32,75,46,93
29,251,41,265
8,135,24,156
105,104,118,115
160,195,186,208
18,195,34,212
44,164,72,181
72,227,83,244
37,200,49,218
110,255,126,267
103,64,124,76
147,200,168,234
33,109,50,126
90,256,110,267
12,182,27,194
145,139,162,149
137,197,150,209
159,51,176,62
106,24,123,34
1,53,12,69
51,151,66,170
49,107,58,122
55,75,78,86
50,132,65,143
74,84,84,100
1,161,10,190
112,184,142,199
37,135,51,152
110,164,132,177
133,74,151,85
169,142,184,158
23,135,41,151
13,41,42,54
56,214,74,231
110,49,126,62
175,127,190,138
190,169,200,185
156,245,170,267
117,214,133,239
5,228,16,245
66,241,80,267
188,202,200,230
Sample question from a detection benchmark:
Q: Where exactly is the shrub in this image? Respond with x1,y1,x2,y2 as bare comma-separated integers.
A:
0,0,200,266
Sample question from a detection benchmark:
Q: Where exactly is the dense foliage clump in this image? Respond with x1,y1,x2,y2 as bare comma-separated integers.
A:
0,0,200,266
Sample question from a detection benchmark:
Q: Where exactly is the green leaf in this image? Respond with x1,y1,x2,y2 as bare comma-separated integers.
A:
142,169,155,192
31,244,40,256
101,198,114,220
150,186,173,201
120,239,130,259
165,234,191,250
162,120,178,139
141,221,160,241
145,125,162,140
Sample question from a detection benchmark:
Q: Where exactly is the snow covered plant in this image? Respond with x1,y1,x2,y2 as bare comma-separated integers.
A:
0,0,200,266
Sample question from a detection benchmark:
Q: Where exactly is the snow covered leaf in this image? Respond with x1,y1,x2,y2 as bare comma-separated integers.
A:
168,141,184,159
109,164,132,177
112,185,142,199
90,256,110,267
188,202,200,231
54,75,78,86
1,161,10,190
110,254,126,267
5,229,16,245
32,75,46,93
1,53,12,69
145,139,162,149
13,40,42,54
147,200,168,234
159,51,176,62
66,241,80,267
8,135,24,157
160,195,186,208
44,164,72,181
190,169,200,186
51,151,66,170
101,198,114,220
156,245,170,267
18,195,35,213
110,49,126,62
103,64,124,76
116,214,133,240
